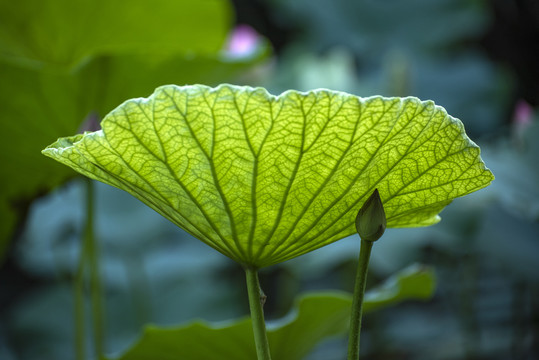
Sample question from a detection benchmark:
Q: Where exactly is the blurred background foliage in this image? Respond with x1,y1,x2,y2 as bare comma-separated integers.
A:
1,0,538,359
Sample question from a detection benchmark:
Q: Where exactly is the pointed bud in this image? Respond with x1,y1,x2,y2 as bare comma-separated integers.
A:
355,189,386,242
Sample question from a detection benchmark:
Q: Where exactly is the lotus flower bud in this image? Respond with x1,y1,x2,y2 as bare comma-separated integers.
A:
355,189,386,242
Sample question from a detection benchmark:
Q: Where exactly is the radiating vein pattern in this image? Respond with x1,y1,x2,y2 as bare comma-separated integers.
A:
42,84,494,267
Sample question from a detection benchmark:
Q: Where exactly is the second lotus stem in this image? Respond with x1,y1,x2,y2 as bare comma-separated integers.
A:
347,189,386,359
347,238,374,359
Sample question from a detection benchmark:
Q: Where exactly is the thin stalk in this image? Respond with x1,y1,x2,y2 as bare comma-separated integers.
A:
347,239,374,360
73,237,87,360
458,252,478,360
124,254,152,327
85,179,105,358
245,267,272,360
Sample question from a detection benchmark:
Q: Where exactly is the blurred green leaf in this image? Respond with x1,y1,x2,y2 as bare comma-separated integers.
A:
272,0,487,60
78,49,270,114
112,264,435,360
362,263,435,313
0,65,88,253
267,0,510,137
0,0,269,259
0,0,230,68
43,84,492,267
477,206,539,281
481,121,539,220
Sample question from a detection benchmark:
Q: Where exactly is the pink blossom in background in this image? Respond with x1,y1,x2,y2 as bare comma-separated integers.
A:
513,100,533,126
512,100,535,144
78,112,101,133
225,24,260,58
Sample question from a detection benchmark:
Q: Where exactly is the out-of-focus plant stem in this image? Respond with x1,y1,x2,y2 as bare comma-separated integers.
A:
85,179,105,357
73,179,105,360
74,230,87,360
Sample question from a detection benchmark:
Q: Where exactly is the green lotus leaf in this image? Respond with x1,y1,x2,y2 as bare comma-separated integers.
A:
42,84,493,267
